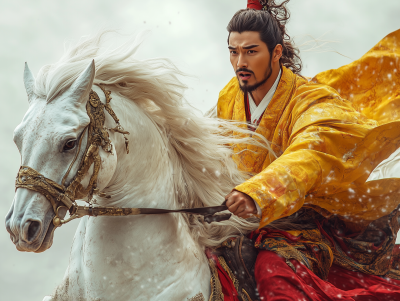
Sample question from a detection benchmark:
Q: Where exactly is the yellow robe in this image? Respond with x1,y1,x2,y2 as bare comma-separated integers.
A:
218,29,400,231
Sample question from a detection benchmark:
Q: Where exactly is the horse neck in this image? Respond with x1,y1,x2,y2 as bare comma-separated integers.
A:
76,93,206,279
100,93,176,210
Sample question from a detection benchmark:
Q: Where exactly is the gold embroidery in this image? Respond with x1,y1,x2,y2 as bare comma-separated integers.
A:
208,259,224,301
218,256,239,292
188,292,205,301
241,288,254,301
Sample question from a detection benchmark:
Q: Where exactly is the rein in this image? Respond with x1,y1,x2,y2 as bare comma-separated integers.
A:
15,85,231,227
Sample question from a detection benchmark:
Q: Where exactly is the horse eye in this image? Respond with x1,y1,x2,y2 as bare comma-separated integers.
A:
63,140,77,151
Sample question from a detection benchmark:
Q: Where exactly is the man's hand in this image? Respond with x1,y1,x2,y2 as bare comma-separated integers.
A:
225,190,257,219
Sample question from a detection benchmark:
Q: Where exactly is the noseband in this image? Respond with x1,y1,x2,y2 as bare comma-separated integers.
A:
15,85,231,227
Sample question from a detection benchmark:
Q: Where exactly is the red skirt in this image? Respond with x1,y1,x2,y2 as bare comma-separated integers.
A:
255,250,400,301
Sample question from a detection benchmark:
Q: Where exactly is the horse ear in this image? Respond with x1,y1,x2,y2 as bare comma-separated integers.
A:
24,62,36,103
68,59,96,106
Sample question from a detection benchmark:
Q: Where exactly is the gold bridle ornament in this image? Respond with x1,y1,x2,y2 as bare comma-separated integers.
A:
15,84,132,227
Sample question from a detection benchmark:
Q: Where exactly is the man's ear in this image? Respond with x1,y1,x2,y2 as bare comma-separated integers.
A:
273,44,283,62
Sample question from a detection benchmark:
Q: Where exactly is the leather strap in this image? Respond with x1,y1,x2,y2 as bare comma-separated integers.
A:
134,205,231,223
61,204,232,225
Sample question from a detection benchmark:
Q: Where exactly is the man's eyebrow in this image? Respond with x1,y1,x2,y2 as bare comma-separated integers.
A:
228,45,259,50
243,44,259,49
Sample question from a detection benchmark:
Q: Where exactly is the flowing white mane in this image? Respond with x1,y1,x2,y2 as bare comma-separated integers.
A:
33,32,274,247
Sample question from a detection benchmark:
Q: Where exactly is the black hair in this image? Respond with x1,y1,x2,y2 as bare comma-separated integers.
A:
227,0,302,74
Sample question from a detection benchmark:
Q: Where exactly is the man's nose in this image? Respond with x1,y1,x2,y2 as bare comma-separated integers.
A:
237,53,248,69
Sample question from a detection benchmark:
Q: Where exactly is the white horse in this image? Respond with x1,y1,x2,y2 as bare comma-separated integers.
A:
5,33,266,301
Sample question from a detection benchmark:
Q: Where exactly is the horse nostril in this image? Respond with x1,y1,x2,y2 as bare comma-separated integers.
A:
27,221,41,242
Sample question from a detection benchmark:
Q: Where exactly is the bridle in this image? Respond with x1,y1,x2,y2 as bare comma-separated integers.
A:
15,85,230,227
15,84,130,226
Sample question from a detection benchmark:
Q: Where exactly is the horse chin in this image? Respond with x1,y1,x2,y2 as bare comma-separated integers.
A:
34,218,57,253
34,207,69,252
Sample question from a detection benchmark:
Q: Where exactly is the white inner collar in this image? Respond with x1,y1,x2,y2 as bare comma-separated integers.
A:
248,68,282,125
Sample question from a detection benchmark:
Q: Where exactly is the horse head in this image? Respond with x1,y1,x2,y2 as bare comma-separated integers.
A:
6,60,118,252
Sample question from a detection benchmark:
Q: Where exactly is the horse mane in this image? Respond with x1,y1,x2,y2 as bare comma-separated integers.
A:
34,31,276,247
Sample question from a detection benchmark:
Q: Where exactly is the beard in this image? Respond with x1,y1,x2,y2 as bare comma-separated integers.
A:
237,60,273,95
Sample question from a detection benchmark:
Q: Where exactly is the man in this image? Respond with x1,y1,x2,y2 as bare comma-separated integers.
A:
220,0,400,300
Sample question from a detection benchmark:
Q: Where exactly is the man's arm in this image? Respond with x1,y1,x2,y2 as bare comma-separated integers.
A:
227,91,380,227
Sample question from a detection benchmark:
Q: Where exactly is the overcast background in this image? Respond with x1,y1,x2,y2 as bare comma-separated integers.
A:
0,0,399,300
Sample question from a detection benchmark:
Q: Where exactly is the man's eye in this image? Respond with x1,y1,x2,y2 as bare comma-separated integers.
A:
230,51,237,54
248,50,256,54
63,140,77,151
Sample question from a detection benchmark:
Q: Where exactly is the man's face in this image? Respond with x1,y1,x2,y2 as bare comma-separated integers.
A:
228,31,272,93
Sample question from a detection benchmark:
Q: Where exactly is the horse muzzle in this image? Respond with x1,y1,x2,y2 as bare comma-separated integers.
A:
5,188,57,252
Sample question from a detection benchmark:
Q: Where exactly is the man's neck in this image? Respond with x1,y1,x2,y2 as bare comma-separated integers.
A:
251,65,281,106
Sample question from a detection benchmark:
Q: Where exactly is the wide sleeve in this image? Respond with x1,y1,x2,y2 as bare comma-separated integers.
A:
234,84,379,228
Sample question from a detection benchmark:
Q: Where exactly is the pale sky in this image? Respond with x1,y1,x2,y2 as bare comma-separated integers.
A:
1,0,399,300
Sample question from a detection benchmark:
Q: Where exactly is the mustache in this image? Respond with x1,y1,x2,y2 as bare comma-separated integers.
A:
236,68,254,75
